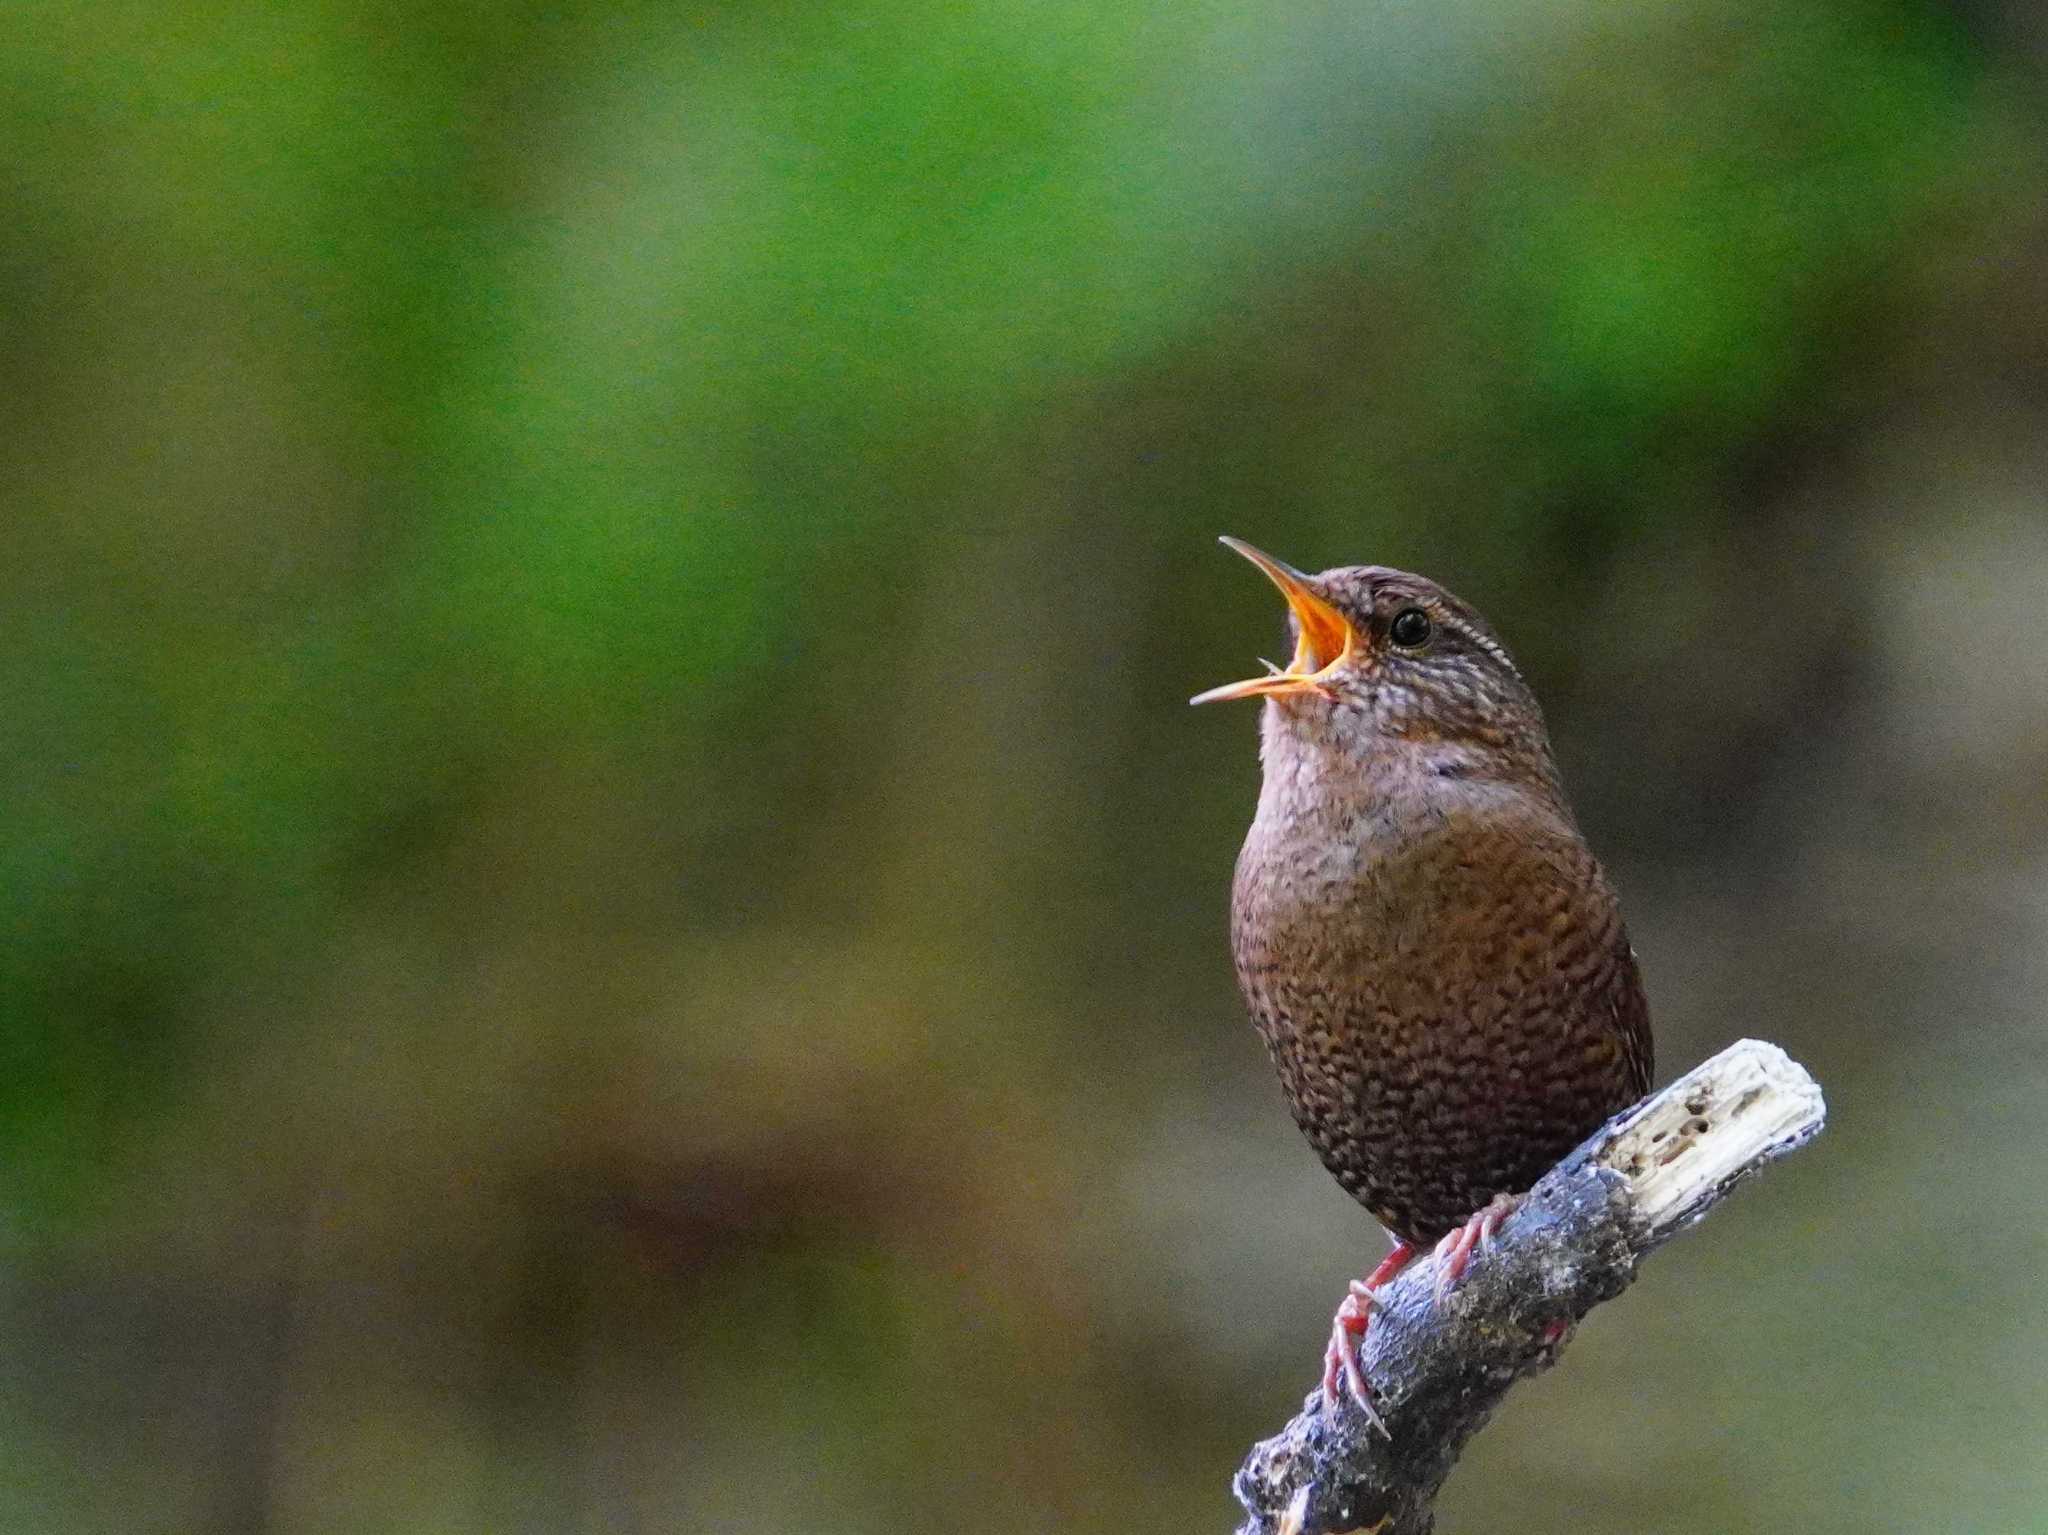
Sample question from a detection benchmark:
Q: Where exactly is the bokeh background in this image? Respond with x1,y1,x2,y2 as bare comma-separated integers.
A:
7,0,2048,1529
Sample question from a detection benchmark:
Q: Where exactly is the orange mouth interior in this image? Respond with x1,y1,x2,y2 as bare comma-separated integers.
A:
1190,538,1356,705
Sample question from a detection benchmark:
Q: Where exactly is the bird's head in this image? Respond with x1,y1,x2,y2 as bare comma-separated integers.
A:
1192,538,1556,783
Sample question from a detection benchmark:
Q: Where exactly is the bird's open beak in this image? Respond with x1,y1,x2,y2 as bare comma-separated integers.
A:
1190,537,1359,705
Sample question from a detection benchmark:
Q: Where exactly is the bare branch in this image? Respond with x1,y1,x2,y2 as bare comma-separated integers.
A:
1233,1039,1826,1535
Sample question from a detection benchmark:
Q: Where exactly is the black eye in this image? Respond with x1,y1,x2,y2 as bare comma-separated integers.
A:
1389,607,1432,648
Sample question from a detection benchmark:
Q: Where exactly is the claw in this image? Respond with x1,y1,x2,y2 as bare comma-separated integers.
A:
1316,1198,1520,1429
1478,1199,1512,1249
1431,1193,1522,1302
1318,1240,1415,1435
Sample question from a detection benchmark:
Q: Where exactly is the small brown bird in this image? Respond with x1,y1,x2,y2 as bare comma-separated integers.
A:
1193,538,1651,1428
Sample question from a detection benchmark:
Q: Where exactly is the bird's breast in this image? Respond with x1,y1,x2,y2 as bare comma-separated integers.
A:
1230,767,1593,1046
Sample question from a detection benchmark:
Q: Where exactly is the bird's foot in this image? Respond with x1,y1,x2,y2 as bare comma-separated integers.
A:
1430,1192,1522,1303
1320,1240,1416,1433
1316,1196,1524,1431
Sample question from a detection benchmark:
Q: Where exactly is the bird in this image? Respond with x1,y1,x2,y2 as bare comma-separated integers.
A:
1192,537,1652,1431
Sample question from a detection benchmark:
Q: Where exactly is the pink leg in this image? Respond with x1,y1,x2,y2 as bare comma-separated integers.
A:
1431,1192,1522,1302
1321,1239,1417,1431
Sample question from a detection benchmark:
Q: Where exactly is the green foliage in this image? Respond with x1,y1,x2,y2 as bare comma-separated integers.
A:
2,0,2043,1527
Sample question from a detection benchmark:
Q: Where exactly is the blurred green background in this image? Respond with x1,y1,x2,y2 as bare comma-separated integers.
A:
6,0,2047,1529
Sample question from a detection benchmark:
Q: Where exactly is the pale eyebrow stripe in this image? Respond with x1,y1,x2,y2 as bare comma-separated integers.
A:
1437,605,1523,682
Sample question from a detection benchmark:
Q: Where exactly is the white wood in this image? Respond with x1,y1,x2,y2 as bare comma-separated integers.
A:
1598,1038,1828,1238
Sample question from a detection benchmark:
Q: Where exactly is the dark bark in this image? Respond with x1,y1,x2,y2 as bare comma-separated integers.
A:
1232,1040,1825,1535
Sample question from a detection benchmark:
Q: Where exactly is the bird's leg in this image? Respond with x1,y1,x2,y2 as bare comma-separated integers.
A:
1430,1192,1522,1302
1321,1238,1417,1431
1319,1197,1523,1430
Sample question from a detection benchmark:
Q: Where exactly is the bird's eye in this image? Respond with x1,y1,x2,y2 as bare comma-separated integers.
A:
1389,607,1432,648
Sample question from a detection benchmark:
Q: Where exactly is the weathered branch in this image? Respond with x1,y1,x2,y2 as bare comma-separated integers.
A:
1233,1038,1826,1535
